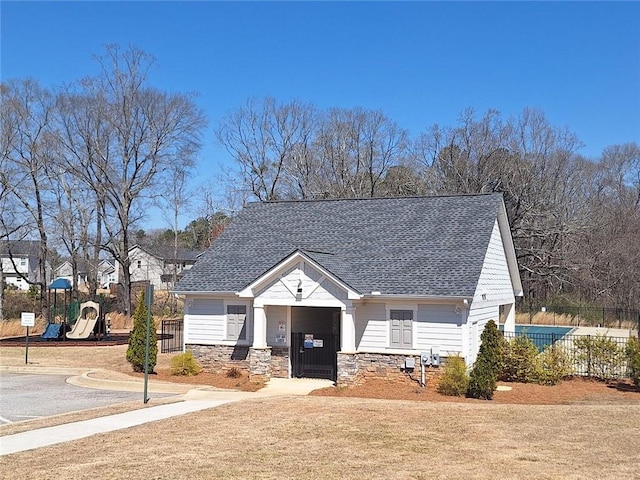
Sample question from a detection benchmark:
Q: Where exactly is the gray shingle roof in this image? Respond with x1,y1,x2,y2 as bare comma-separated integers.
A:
175,194,504,297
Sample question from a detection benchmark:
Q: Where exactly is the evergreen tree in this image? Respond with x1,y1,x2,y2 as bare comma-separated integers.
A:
126,290,158,373
466,319,504,400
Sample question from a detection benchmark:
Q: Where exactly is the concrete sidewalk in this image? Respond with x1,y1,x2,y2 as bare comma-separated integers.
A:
0,367,333,456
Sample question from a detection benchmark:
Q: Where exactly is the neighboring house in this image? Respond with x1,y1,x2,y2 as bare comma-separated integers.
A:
174,194,523,385
54,259,118,289
129,245,203,288
0,240,49,290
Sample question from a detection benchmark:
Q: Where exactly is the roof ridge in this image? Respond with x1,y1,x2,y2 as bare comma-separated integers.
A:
249,192,501,206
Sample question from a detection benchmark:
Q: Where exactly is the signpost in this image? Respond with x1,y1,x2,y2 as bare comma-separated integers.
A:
143,284,154,404
21,312,35,365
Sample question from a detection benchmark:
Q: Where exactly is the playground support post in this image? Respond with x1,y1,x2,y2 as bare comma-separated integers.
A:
143,284,154,404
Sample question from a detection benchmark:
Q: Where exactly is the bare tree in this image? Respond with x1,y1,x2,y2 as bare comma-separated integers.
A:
0,79,56,318
55,45,206,314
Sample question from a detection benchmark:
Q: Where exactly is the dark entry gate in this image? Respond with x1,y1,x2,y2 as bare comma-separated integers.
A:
161,319,183,353
291,332,338,380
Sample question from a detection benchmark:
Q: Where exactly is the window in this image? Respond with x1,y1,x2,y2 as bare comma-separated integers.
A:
19,258,27,267
137,260,141,269
227,305,247,341
390,310,413,348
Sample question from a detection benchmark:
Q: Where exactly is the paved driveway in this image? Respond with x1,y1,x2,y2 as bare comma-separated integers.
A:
0,373,165,424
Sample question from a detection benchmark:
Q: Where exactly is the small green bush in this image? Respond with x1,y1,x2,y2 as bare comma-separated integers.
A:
437,356,469,396
170,351,202,376
535,344,572,385
501,335,539,383
626,337,640,386
466,320,504,400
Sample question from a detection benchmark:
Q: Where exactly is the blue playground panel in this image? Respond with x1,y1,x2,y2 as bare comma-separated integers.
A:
41,323,62,340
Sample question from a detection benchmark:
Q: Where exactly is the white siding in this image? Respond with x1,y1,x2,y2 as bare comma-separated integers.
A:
415,304,464,356
473,219,515,307
266,305,289,347
184,297,226,344
355,302,388,349
466,304,499,364
256,261,347,302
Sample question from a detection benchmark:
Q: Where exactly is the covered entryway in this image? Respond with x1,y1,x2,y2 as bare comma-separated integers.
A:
291,307,340,380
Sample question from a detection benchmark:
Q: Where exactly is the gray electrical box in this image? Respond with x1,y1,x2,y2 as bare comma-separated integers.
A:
431,346,441,366
404,357,415,369
420,351,431,366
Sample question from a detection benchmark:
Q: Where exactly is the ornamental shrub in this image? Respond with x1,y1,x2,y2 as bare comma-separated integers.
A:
626,336,640,386
170,351,202,376
437,355,469,396
500,335,539,383
574,334,625,380
535,344,572,385
126,290,158,373
466,319,504,400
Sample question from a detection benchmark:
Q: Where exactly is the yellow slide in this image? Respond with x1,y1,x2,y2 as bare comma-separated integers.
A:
66,301,100,340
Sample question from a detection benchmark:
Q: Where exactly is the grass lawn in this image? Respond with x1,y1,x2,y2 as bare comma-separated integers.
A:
2,343,640,479
1,397,639,479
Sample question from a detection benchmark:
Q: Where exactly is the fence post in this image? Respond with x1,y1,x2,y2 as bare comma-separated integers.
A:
587,335,591,377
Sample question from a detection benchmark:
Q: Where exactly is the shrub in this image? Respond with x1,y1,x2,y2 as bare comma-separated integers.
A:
574,334,625,380
500,335,539,383
170,351,202,376
437,356,469,396
466,320,504,400
126,290,158,373
626,337,640,386
535,344,573,385
226,366,242,378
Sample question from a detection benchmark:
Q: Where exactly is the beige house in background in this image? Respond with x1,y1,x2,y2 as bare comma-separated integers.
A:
129,245,203,289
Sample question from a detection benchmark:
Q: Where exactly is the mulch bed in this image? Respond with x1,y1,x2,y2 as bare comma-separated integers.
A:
0,333,131,347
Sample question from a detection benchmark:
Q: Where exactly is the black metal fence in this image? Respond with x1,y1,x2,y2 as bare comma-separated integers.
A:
161,319,183,354
519,306,640,330
504,330,631,380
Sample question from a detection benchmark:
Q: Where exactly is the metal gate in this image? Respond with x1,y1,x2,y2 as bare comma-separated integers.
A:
161,319,183,354
291,332,338,380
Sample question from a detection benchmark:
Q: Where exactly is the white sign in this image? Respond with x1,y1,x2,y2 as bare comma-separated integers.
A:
21,312,35,327
313,339,324,348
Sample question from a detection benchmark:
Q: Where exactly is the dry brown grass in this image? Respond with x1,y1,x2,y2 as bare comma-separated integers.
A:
0,317,48,337
1,397,639,479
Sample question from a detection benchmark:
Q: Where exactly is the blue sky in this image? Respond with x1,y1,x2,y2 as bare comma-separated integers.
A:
2,1,639,228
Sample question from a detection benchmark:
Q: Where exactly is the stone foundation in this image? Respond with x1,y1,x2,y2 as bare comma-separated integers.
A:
188,344,445,386
249,347,272,382
337,352,445,386
186,344,249,374
270,346,290,378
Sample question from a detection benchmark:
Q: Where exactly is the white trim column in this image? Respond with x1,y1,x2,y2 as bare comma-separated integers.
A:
340,304,356,353
253,305,267,348
503,302,516,334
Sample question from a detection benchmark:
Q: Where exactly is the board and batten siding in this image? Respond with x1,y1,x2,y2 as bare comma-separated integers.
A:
473,219,515,307
266,305,289,347
355,302,388,349
466,304,499,364
255,261,347,302
415,304,464,356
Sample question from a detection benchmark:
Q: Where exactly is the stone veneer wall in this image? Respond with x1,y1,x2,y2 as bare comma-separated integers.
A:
187,344,249,374
337,352,445,386
270,346,290,378
249,347,272,382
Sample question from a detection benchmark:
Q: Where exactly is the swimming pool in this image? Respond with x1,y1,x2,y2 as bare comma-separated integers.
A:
503,325,574,351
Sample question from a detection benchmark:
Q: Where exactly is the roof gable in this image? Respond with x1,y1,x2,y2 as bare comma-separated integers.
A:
176,194,508,297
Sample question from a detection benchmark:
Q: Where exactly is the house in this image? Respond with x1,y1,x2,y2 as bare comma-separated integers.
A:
54,258,118,289
174,194,523,385
129,245,203,289
0,240,49,290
